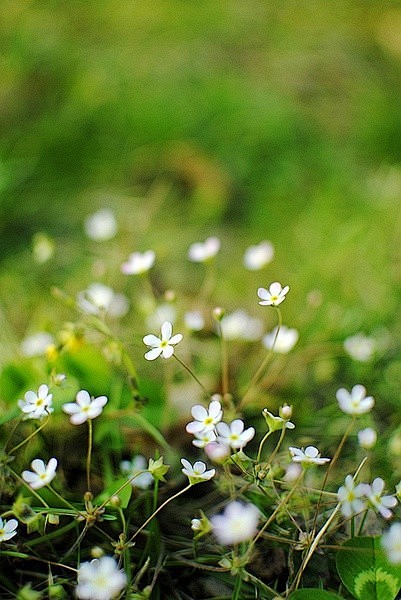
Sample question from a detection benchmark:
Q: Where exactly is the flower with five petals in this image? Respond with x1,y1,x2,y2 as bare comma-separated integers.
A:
257,282,289,306
143,321,183,360
63,390,108,425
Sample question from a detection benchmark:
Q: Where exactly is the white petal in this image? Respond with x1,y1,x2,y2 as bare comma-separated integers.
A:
191,405,208,420
31,459,46,475
169,333,183,345
161,345,174,358
257,288,269,300
143,334,161,347
145,347,163,360
230,419,245,435
161,321,172,340
76,390,91,406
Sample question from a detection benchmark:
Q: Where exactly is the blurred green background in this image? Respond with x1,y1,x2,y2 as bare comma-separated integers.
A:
1,1,401,460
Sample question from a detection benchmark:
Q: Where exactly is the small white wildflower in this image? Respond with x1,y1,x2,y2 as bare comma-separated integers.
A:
121,250,155,275
21,332,54,357
77,283,129,318
192,429,217,449
336,385,375,416
32,232,55,264
289,446,330,467
257,282,290,306
18,384,53,421
382,523,401,564
76,555,127,600
145,303,177,331
63,390,108,425
120,456,153,489
204,441,231,463
344,333,375,362
0,517,18,542
243,240,274,271
184,310,205,332
186,399,223,434
188,236,220,262
211,501,259,545
358,427,377,450
362,478,398,520
143,321,183,360
22,458,58,490
263,325,299,353
216,419,255,450
337,475,367,518
181,459,215,484
283,462,302,483
84,208,117,241
220,310,264,341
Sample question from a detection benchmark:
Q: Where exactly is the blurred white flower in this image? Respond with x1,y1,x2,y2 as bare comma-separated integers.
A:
289,446,330,467
220,310,264,341
362,477,397,519
121,250,155,275
18,384,53,421
84,208,117,241
337,475,367,518
186,399,223,434
145,304,177,331
32,232,55,263
258,282,289,306
344,333,375,362
143,321,183,360
283,462,302,483
336,385,374,416
358,427,377,450
216,419,255,450
382,523,401,564
188,236,220,262
77,283,129,318
263,325,299,353
243,241,274,270
181,459,215,484
76,555,127,600
211,501,259,545
184,310,205,332
204,441,231,463
0,517,18,542
63,390,108,425
21,332,54,357
120,456,153,489
191,429,217,449
22,458,58,489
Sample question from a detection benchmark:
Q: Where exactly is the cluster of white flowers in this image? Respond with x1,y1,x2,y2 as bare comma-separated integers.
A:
186,397,255,455
337,475,397,519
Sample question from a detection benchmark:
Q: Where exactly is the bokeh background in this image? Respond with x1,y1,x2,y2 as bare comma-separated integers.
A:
1,1,401,476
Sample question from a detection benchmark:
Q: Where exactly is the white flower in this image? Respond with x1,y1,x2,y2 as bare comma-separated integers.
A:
358,427,377,450
211,501,259,545
289,446,330,466
336,385,374,416
184,310,205,332
188,236,220,262
220,310,264,341
186,399,223,434
344,333,375,362
84,208,117,241
143,321,183,360
243,241,274,271
145,303,177,331
21,332,54,357
76,556,127,600
283,462,302,483
62,390,108,425
192,429,217,449
216,419,255,450
263,325,299,353
257,282,290,306
121,250,155,275
181,459,215,484
120,456,153,489
362,478,397,519
18,384,53,420
32,232,55,264
77,283,129,318
204,441,231,463
382,523,401,564
22,458,58,489
0,517,18,542
337,475,367,518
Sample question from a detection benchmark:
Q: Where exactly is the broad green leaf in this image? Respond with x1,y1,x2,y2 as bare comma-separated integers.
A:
289,589,345,600
336,536,401,600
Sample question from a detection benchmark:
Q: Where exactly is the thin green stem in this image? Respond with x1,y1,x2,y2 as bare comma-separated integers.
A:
86,419,93,493
8,414,51,455
240,307,282,406
256,431,273,464
173,354,209,398
128,483,192,544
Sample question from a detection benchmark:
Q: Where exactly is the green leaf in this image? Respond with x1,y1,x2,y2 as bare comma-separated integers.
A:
289,590,345,600
336,536,401,600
